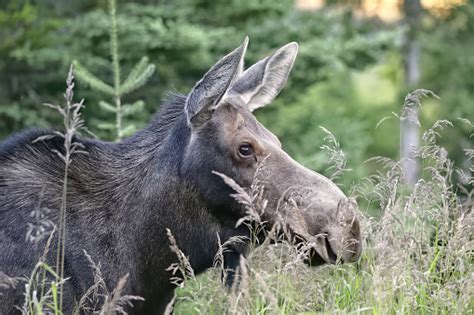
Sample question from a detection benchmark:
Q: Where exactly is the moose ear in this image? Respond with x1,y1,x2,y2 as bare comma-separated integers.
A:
229,42,298,112
185,37,248,126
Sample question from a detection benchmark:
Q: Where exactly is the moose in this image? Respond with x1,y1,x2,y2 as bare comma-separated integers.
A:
0,38,362,313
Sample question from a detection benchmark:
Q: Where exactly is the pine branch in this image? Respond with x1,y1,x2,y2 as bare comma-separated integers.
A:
122,56,152,87
109,0,121,95
73,61,115,96
72,0,155,142
98,101,117,113
119,64,156,95
122,100,144,117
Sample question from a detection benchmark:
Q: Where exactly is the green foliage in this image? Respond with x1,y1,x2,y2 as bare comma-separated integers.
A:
258,70,375,188
0,1,65,136
73,61,115,96
73,0,156,140
0,0,471,187
23,261,62,314
0,0,393,142
120,57,155,95
419,1,474,184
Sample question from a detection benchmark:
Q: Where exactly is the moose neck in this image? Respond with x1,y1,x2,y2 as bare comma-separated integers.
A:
92,94,194,228
95,94,189,203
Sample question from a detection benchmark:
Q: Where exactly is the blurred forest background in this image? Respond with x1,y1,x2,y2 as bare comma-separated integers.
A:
0,0,472,196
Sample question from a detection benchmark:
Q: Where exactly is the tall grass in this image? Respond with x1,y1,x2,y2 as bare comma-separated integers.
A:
172,99,473,314
18,65,87,313
13,66,142,314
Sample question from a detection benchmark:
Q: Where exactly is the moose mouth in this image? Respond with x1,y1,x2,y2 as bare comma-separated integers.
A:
318,236,339,263
297,234,343,266
303,234,339,266
277,193,361,266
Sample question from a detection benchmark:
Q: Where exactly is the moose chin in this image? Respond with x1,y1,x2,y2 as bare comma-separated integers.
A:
0,37,361,314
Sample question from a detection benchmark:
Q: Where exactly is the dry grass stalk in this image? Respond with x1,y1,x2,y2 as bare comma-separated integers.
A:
73,251,143,314
165,228,196,288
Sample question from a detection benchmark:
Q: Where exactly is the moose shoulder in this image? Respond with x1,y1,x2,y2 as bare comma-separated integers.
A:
0,38,361,314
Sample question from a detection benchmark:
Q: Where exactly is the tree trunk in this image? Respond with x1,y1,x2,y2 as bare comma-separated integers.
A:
401,0,423,186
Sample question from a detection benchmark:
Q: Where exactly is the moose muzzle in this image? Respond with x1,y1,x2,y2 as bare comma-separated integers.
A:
260,152,362,265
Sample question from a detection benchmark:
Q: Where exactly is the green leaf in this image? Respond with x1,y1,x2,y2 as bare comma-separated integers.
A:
97,122,115,130
73,60,115,96
120,124,136,136
98,100,117,113
51,281,59,315
119,64,155,95
122,100,144,116
122,56,150,88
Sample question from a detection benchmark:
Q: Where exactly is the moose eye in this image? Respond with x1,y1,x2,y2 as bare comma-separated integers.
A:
238,143,253,157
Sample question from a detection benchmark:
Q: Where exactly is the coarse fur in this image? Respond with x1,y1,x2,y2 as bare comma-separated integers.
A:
0,39,362,314
0,95,248,313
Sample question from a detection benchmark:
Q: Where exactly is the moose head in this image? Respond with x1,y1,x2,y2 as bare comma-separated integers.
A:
181,37,362,267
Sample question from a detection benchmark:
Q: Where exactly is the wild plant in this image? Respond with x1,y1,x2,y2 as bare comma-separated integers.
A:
72,251,143,315
165,229,196,289
73,0,155,141
17,65,87,313
319,126,351,184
